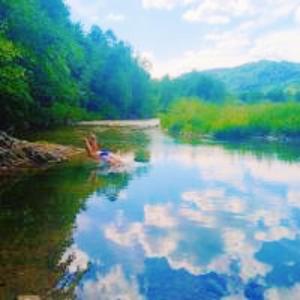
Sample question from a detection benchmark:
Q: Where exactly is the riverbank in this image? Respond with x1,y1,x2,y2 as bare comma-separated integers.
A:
0,131,84,175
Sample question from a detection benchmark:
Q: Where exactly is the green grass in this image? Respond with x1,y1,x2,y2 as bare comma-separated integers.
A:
161,98,300,140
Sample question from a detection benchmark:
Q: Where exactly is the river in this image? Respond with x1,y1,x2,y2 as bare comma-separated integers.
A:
1,126,300,299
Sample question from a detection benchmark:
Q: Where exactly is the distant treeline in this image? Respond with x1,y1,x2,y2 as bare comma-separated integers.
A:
154,73,228,111
0,0,157,131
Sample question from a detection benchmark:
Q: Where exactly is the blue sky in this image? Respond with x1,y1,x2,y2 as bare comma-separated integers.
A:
64,0,300,78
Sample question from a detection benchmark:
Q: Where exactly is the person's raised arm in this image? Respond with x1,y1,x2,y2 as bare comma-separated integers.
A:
84,138,99,160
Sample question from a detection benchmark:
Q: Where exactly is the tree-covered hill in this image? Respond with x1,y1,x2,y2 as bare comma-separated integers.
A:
164,60,300,104
205,60,300,93
0,0,157,131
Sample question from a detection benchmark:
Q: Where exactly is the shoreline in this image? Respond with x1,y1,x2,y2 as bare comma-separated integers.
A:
167,130,300,144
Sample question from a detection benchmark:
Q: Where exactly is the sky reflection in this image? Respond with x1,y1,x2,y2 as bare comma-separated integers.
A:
62,132,300,299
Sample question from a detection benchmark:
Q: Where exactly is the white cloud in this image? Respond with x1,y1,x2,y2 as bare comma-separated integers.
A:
247,209,285,227
60,245,90,273
236,0,297,35
204,31,251,49
249,28,300,62
182,190,246,222
142,0,180,10
182,190,219,211
255,226,296,242
167,255,203,275
244,158,300,186
179,208,217,227
142,231,179,258
118,190,128,200
183,10,230,24
104,185,272,280
144,204,178,228
148,42,251,78
143,0,255,20
287,189,300,208
222,293,245,300
270,0,297,19
182,0,254,24
295,5,300,23
106,13,126,22
104,203,208,276
220,228,271,281
78,265,144,300
265,284,300,300
64,0,105,29
226,197,246,214
105,222,144,247
105,220,179,259
153,145,247,188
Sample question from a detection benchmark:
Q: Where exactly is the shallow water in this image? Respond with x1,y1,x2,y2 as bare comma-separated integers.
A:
1,127,300,299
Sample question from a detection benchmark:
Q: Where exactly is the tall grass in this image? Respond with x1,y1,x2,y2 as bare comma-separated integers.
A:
161,98,300,139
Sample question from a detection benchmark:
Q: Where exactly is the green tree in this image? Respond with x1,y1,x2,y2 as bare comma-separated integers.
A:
0,34,32,129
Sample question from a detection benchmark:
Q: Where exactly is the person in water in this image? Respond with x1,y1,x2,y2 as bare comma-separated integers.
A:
84,134,123,165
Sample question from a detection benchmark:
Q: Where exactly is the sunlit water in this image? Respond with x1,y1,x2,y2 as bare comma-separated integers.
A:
1,128,300,299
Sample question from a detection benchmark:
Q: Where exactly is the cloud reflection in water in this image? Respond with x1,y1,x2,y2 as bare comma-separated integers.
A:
69,138,300,298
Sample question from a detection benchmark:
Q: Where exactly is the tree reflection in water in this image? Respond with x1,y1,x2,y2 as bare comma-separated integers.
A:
0,155,150,299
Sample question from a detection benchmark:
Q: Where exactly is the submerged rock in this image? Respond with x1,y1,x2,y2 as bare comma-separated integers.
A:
0,131,84,174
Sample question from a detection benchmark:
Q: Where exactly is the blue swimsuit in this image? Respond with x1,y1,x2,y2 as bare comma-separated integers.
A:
98,150,111,161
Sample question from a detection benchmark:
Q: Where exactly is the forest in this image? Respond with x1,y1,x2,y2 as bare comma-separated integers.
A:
0,0,157,131
1,0,300,138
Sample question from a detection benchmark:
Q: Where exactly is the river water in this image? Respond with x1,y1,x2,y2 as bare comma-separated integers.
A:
1,127,300,299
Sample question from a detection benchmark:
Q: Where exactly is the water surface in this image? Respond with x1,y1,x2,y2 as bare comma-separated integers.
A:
1,127,300,299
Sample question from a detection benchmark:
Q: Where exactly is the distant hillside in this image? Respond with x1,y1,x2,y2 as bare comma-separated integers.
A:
157,60,300,108
203,60,300,93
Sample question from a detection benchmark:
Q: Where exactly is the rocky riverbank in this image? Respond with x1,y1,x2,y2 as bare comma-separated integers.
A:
0,131,84,175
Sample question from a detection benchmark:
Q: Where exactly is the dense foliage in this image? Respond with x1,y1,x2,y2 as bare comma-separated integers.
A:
162,99,300,139
0,0,157,131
